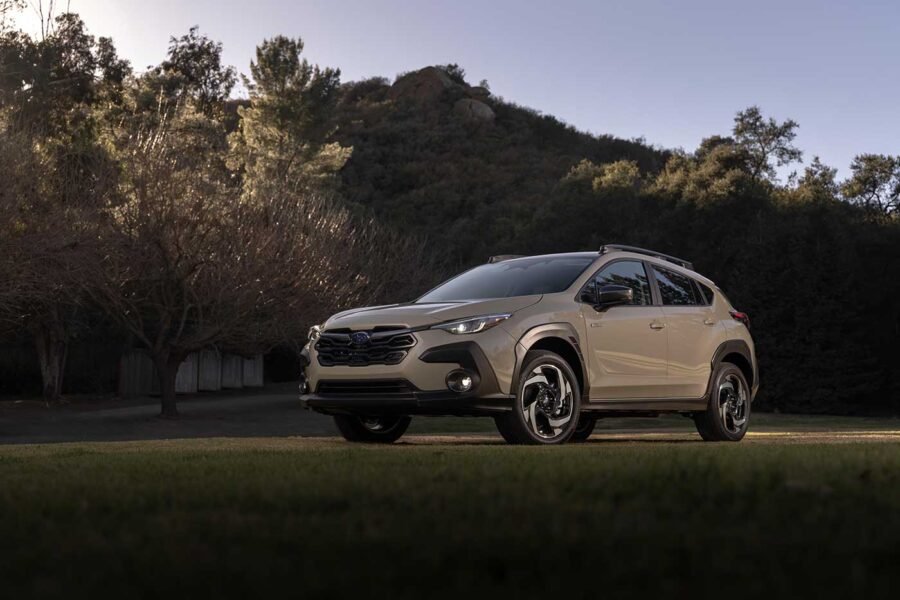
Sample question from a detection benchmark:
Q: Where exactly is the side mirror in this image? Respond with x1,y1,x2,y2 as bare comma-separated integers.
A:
596,284,633,309
579,283,598,305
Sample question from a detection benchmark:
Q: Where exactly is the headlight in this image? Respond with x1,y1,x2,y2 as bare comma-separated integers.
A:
308,324,323,343
432,314,511,335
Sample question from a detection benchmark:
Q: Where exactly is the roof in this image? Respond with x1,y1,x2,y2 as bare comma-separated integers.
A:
487,248,713,285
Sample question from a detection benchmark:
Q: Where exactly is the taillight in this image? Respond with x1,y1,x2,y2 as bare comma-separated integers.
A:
729,310,750,328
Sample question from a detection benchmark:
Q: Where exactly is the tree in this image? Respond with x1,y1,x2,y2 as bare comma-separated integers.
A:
0,125,31,321
0,13,125,402
0,0,24,29
135,26,234,116
592,160,642,191
652,138,756,206
841,154,900,214
560,159,642,192
438,63,466,85
732,106,802,182
90,107,425,416
793,156,839,203
229,35,348,198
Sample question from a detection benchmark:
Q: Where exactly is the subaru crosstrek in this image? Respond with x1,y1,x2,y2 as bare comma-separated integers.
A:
300,245,757,445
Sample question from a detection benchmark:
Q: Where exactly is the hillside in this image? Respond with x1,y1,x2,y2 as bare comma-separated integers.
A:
323,67,900,415
332,67,666,264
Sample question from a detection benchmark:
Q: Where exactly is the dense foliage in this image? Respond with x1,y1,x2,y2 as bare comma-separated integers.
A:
0,12,427,413
1,7,898,414
330,72,900,415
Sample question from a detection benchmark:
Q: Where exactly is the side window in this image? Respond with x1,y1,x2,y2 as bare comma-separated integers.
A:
593,261,651,306
695,281,714,306
653,266,699,306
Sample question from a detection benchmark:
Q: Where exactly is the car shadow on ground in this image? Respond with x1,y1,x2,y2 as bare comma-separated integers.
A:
393,434,703,446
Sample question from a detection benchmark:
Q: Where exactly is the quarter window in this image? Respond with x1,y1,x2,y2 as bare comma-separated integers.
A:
653,266,700,306
593,261,651,306
695,281,714,306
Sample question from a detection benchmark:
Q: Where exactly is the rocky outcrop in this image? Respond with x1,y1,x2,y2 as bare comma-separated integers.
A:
389,66,457,103
453,98,495,122
390,66,496,124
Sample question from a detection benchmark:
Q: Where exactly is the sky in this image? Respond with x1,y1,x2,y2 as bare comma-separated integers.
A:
12,0,900,178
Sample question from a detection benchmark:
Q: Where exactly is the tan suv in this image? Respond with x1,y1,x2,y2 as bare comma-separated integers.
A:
300,245,757,445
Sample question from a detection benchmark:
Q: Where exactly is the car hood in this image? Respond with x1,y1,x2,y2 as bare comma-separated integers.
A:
323,296,542,331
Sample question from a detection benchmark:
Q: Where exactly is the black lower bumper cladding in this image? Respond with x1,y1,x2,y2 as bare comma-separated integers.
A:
301,341,514,416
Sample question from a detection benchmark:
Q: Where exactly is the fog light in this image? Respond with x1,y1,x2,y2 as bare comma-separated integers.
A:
446,370,474,393
299,377,309,395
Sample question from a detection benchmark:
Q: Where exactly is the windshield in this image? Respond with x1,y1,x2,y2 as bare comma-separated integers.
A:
417,256,595,302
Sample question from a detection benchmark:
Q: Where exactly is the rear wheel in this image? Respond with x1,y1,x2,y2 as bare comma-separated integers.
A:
333,414,411,443
494,350,581,445
693,362,750,442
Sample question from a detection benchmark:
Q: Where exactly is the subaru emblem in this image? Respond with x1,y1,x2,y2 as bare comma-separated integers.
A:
350,331,371,345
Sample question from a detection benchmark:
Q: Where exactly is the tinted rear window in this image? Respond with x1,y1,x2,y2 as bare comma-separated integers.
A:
652,266,701,306
417,256,595,302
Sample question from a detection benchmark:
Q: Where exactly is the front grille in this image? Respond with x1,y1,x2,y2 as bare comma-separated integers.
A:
316,379,416,399
315,328,417,367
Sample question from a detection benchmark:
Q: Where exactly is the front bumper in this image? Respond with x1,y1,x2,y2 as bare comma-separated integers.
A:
301,386,514,416
300,338,515,416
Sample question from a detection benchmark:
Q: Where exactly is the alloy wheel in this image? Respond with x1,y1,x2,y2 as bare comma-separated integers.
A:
361,417,391,431
717,373,748,434
521,364,575,439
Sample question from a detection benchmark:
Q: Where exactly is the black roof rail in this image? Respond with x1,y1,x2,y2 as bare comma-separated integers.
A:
599,244,694,270
488,254,525,264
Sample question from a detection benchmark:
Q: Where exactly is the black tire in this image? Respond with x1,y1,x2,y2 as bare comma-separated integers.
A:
693,362,751,442
570,414,597,442
693,410,715,440
493,414,519,444
333,414,411,443
495,350,582,445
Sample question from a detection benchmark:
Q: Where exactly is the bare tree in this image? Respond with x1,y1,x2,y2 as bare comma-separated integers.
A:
0,1,25,29
0,121,105,402
88,109,434,417
0,12,128,402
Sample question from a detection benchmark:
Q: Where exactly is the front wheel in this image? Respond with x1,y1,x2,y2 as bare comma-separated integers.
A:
694,363,750,442
570,414,597,442
494,350,581,445
333,415,411,443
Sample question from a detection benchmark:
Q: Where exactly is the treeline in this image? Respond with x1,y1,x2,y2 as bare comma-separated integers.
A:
2,6,899,415
0,11,429,415
334,76,900,415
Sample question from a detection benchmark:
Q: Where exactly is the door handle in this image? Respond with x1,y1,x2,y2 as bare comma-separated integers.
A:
649,322,666,330
703,318,716,326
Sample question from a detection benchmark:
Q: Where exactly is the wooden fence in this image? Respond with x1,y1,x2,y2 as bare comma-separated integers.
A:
119,349,265,397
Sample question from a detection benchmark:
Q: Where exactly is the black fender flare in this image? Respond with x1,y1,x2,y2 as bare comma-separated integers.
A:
706,339,758,402
511,323,589,399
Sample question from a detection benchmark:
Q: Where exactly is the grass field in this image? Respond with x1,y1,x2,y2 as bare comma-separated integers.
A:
2,431,899,598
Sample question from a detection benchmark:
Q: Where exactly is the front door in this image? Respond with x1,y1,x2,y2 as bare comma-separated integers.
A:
581,260,668,399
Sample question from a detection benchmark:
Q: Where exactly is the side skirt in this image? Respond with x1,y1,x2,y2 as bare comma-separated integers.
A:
582,397,707,412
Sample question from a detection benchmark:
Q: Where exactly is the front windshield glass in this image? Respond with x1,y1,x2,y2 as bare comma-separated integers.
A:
417,256,595,302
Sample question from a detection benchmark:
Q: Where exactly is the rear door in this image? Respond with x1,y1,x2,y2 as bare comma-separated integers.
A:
581,260,669,399
650,265,725,398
